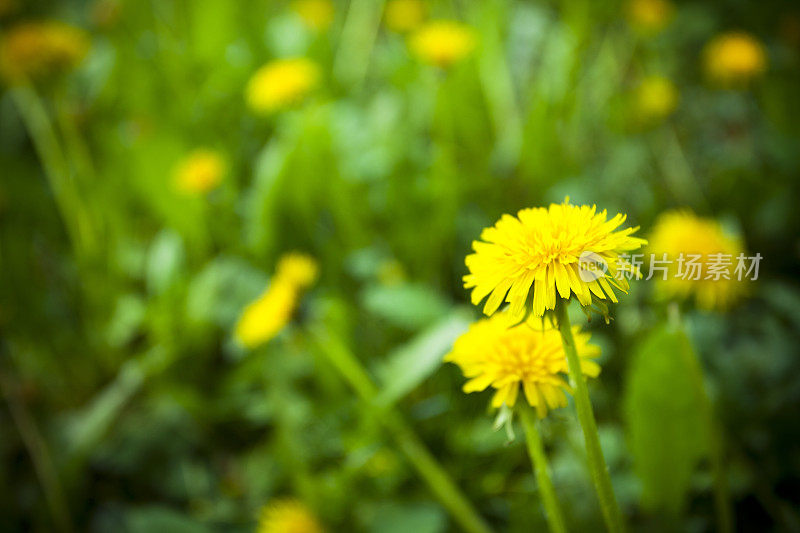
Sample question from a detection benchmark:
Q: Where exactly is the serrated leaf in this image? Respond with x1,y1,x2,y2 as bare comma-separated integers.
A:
623,322,712,515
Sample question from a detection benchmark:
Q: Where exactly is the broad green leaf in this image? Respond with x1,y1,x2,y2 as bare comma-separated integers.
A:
362,501,447,533
361,283,450,331
375,310,472,407
124,505,211,533
145,229,185,295
623,322,712,515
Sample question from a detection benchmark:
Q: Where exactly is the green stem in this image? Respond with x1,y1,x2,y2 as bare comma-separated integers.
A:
333,0,385,89
10,86,96,260
311,326,493,533
518,404,567,533
554,301,624,533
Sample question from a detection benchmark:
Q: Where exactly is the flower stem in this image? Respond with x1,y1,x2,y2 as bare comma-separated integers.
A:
518,404,567,533
554,300,624,533
310,326,493,533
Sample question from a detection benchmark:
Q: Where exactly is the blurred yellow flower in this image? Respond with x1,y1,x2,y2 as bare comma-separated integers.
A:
464,199,647,321
385,0,425,33
235,252,318,349
246,58,320,114
291,0,334,31
635,75,678,121
648,210,747,310
445,313,600,417
409,20,475,67
173,149,225,195
704,32,767,85
276,252,319,289
0,21,89,82
626,0,674,33
257,499,324,533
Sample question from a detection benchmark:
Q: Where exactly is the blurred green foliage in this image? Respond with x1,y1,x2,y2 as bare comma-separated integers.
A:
1,0,800,532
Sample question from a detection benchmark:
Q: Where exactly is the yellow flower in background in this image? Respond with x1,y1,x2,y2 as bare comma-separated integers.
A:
635,75,679,122
648,210,747,310
445,313,600,417
0,21,89,82
234,252,318,349
173,149,225,195
626,0,674,33
704,32,767,85
257,499,324,533
276,252,319,289
385,0,426,33
246,58,320,114
410,20,475,67
291,0,334,31
464,199,647,321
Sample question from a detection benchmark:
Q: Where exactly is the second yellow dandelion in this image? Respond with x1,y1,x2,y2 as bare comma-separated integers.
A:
245,58,320,114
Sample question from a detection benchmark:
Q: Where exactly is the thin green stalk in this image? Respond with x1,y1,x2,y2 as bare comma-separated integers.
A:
0,369,73,533
554,300,624,533
311,326,493,533
333,0,385,89
10,86,96,259
518,404,567,533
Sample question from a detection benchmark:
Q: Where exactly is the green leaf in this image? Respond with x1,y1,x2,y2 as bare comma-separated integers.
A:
124,505,211,533
375,310,472,407
361,501,447,533
623,322,712,515
361,283,450,331
145,229,185,295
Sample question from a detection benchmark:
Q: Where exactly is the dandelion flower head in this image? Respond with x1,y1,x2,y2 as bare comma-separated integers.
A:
445,313,600,417
626,0,674,34
385,0,426,33
704,32,767,85
464,199,647,321
635,75,678,122
0,21,89,82
409,20,475,67
648,210,746,310
276,252,319,289
257,499,324,533
173,149,225,195
246,58,320,114
291,0,334,31
235,252,318,349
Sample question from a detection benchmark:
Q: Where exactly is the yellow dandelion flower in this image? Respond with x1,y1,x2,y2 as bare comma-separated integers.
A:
291,0,334,31
385,0,425,33
626,0,674,34
464,199,647,321
173,149,225,195
445,313,600,417
635,75,678,122
245,58,320,114
648,210,747,310
0,21,89,83
257,499,324,533
235,252,318,349
704,32,767,85
276,252,319,289
235,279,297,349
409,20,475,68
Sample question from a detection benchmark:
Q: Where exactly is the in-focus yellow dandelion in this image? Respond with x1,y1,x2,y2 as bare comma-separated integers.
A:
257,499,324,533
276,252,319,289
385,0,425,33
704,32,767,85
291,0,334,31
626,0,674,34
0,21,89,83
635,75,678,122
235,252,318,349
445,313,600,417
648,210,747,310
245,58,320,114
409,20,475,67
173,149,225,195
464,199,647,321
